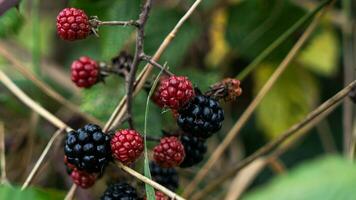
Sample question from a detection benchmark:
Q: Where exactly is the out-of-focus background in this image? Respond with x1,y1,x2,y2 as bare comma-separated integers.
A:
0,0,355,199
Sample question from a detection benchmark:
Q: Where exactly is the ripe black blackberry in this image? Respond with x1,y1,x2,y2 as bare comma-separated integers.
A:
100,182,138,200
177,95,224,138
180,135,207,168
149,162,178,191
64,124,111,173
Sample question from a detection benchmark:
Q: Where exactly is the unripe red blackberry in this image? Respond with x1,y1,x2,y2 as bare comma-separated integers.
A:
70,168,96,189
110,129,144,165
150,161,179,191
64,124,112,173
177,95,224,138
56,8,90,41
151,75,169,108
180,135,207,168
153,137,185,168
71,56,100,88
100,182,138,200
157,76,195,109
144,191,168,200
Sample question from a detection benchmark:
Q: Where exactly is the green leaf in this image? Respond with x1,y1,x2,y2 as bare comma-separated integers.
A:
143,66,166,200
0,8,23,38
243,156,356,200
297,26,339,76
254,63,318,139
80,77,125,121
0,185,65,200
145,7,201,68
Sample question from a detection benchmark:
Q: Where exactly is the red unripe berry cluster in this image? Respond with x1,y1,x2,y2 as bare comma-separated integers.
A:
71,56,99,88
56,8,90,41
153,136,185,168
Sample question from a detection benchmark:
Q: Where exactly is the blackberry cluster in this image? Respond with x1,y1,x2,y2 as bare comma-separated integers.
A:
180,135,207,168
100,182,138,200
150,162,179,191
153,136,185,168
177,95,224,138
64,124,112,173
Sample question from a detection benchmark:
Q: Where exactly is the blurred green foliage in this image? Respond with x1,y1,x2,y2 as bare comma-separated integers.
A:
244,156,356,200
0,186,65,200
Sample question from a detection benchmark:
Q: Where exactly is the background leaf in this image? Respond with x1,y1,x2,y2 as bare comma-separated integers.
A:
243,156,356,200
0,186,65,200
297,25,339,76
254,63,319,139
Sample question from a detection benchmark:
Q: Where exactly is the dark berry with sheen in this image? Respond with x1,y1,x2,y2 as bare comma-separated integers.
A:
100,182,138,200
110,129,144,165
157,76,195,109
180,135,207,168
64,124,111,173
70,168,96,189
177,95,224,138
153,136,185,168
150,162,178,191
71,56,99,88
56,8,90,41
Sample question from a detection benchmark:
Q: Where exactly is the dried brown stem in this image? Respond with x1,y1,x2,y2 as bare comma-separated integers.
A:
116,162,186,200
0,69,71,132
0,44,103,126
21,128,64,190
64,184,78,200
140,54,174,76
183,2,332,196
191,80,355,200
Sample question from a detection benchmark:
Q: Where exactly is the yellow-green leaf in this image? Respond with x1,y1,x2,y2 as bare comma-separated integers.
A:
298,27,339,76
254,63,318,139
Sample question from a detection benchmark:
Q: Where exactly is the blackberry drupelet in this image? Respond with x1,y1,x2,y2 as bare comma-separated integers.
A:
180,135,207,168
100,182,138,200
149,162,179,191
70,168,96,189
64,124,111,173
177,95,224,138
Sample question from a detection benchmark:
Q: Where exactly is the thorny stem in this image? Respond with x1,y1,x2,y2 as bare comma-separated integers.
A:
140,54,174,76
90,18,139,27
126,0,153,129
183,0,335,196
192,80,356,200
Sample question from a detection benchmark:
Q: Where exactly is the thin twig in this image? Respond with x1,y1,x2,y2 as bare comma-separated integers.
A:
116,162,186,200
140,54,174,76
92,19,139,27
0,122,8,185
21,128,64,190
0,45,103,126
126,0,153,129
191,80,356,200
183,1,334,196
0,69,71,132
107,0,203,131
